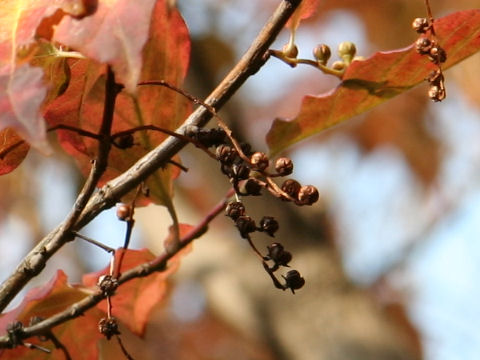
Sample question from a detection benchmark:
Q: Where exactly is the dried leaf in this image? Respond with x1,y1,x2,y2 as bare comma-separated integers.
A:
267,9,480,154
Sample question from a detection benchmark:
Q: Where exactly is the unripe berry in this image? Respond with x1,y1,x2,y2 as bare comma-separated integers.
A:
337,41,356,63
313,44,331,65
282,42,298,58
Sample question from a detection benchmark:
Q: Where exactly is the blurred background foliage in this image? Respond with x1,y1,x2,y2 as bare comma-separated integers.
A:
1,0,480,359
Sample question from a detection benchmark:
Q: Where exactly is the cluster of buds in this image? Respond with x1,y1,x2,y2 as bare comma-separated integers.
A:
413,17,447,101
313,41,359,72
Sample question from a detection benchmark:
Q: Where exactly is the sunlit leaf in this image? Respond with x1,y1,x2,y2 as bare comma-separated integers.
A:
53,0,157,93
267,9,480,155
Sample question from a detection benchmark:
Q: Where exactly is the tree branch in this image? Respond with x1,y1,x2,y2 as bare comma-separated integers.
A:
0,0,302,313
0,189,234,347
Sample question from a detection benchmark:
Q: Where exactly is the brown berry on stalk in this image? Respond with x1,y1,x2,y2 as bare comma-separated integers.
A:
297,185,319,205
266,242,292,267
260,216,279,237
235,216,257,237
215,144,237,164
97,275,119,296
428,85,446,102
313,44,331,65
428,45,447,64
98,317,120,340
282,42,298,58
225,201,245,220
239,178,263,196
281,179,301,200
415,37,433,55
232,163,250,180
412,17,430,33
116,204,132,221
275,157,293,176
283,270,305,294
250,152,269,171
113,134,134,149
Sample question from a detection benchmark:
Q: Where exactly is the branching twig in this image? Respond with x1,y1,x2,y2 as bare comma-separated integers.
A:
0,188,234,347
0,0,302,316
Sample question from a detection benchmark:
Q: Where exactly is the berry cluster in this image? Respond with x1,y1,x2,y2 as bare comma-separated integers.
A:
186,123,318,293
413,17,447,102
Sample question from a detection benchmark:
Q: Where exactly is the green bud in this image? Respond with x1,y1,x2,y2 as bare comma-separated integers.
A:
282,42,298,59
337,41,356,64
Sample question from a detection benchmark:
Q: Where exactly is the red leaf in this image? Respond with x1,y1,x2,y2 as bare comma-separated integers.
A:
0,0,90,152
44,0,191,205
53,0,158,93
0,270,102,360
82,229,192,337
0,128,30,175
267,9,480,155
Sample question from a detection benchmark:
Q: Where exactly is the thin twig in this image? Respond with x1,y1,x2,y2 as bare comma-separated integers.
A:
73,232,115,253
0,188,235,346
116,335,135,360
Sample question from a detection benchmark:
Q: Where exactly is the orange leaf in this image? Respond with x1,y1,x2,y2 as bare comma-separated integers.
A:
82,231,192,337
0,128,30,175
267,9,480,154
0,270,102,360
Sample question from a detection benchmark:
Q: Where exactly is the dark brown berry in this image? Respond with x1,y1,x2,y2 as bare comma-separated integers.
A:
428,85,446,102
116,204,132,221
232,163,250,180
297,185,319,205
98,317,120,340
225,201,245,220
281,179,301,200
97,275,119,296
239,178,263,196
250,152,269,171
283,270,305,294
415,37,433,55
216,145,237,164
428,45,447,64
266,242,292,267
275,157,294,176
113,134,134,149
235,216,256,237
412,17,430,33
260,216,279,237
